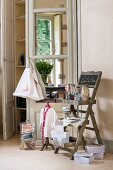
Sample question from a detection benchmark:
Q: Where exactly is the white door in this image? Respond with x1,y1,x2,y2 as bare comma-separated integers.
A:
1,0,15,140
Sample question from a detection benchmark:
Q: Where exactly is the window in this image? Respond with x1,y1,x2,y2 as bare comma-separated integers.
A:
28,0,78,86
35,13,66,86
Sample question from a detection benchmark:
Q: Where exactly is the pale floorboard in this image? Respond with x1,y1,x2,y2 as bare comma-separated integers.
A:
0,135,113,170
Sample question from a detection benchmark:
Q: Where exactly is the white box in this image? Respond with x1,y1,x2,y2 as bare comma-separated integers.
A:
85,144,105,154
21,132,33,141
74,152,94,164
54,125,64,132
57,137,69,144
51,131,70,138
52,137,69,144
93,152,104,160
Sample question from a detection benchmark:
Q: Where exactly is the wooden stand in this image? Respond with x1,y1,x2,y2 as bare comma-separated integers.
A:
40,137,54,151
55,71,103,160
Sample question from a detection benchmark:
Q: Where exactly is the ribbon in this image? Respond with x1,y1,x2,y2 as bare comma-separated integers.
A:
41,105,51,144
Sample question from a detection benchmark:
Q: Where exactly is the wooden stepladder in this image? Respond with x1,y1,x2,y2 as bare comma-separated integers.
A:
55,71,103,160
70,71,103,159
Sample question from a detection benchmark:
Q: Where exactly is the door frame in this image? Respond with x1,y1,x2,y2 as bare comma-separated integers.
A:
1,0,15,140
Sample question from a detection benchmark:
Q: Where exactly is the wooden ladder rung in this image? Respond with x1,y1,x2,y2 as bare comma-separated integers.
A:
85,126,95,131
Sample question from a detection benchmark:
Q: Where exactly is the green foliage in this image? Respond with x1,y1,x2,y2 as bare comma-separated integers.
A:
37,42,50,55
35,60,54,75
36,18,51,55
37,19,50,41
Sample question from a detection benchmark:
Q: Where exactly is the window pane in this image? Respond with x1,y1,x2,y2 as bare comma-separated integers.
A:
36,42,50,55
35,13,68,56
36,18,51,55
50,59,68,86
37,19,50,41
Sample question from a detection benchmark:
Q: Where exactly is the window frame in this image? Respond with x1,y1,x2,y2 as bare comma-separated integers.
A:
34,7,69,86
27,0,79,84
33,7,68,60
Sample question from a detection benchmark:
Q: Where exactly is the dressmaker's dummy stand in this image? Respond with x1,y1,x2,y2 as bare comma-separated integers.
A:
40,104,78,151
40,137,54,151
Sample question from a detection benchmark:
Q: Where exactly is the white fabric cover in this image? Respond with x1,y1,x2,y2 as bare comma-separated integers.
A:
40,107,58,138
31,60,46,98
13,65,46,100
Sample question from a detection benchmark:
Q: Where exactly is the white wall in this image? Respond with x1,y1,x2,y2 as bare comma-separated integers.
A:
81,0,113,140
0,0,2,134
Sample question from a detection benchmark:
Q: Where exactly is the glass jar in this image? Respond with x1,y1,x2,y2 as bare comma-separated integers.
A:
65,84,75,100
81,84,90,101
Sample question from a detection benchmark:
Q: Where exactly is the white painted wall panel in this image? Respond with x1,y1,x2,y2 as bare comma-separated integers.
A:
81,0,113,140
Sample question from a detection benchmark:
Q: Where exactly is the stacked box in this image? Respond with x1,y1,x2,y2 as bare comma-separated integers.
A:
52,137,69,145
54,125,64,133
74,152,94,164
93,153,104,160
21,132,33,141
51,125,70,145
85,144,105,159
20,121,35,142
51,131,70,138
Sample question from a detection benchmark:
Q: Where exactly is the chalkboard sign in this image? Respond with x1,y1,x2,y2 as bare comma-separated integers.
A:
78,71,102,87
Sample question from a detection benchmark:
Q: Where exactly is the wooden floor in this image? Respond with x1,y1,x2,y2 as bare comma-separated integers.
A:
0,135,113,170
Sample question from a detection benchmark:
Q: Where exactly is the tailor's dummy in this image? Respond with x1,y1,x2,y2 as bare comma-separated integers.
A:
40,102,58,146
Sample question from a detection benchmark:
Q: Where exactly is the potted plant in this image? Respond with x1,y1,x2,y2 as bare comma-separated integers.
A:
35,60,54,84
